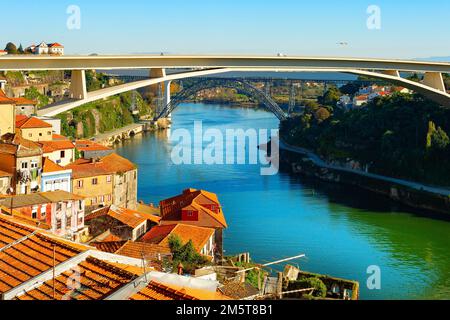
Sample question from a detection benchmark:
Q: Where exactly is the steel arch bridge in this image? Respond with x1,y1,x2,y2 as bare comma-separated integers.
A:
154,79,289,121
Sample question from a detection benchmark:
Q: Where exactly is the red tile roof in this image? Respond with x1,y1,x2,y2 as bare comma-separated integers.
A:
0,90,16,105
0,216,84,294
15,257,136,300
48,43,64,48
115,241,171,260
90,241,127,253
65,153,136,179
86,205,161,229
141,223,215,253
75,140,112,152
160,189,227,229
11,97,36,106
39,140,74,153
0,170,12,177
42,158,67,173
16,116,52,129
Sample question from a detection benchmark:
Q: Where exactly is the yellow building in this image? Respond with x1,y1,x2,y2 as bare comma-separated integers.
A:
15,115,53,142
0,90,16,137
66,153,137,212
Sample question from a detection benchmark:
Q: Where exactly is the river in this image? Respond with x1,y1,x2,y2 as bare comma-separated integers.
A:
115,102,450,300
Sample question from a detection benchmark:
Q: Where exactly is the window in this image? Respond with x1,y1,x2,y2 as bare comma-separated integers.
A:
106,175,112,183
39,133,43,137
77,180,83,188
21,162,28,170
47,131,52,136
28,133,32,138
92,178,98,185
107,194,112,202
31,161,38,169
187,211,194,217
60,150,65,158
56,202,62,211
91,197,97,205
32,207,38,219
134,171,137,180
98,195,104,203
56,219,62,230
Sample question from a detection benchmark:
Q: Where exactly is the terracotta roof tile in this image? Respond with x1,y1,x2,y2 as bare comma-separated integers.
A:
0,90,15,105
86,206,161,229
12,97,36,106
65,153,136,179
160,189,227,229
130,281,230,300
42,158,67,173
39,140,74,153
75,140,112,152
90,241,127,253
115,241,171,260
141,223,215,253
15,257,136,300
16,116,52,129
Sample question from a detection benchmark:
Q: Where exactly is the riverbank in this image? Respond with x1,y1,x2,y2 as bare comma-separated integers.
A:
279,140,450,216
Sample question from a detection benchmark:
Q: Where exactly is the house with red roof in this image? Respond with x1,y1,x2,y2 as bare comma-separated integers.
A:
141,223,217,261
15,115,53,142
159,189,227,259
41,158,72,193
65,153,138,211
38,137,75,166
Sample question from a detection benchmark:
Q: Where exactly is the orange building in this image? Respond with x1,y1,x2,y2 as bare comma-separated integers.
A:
159,189,227,259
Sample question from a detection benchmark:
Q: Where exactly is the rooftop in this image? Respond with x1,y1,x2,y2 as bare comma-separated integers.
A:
65,153,136,179
42,157,69,174
141,223,215,253
75,140,112,153
16,116,52,129
0,190,84,209
160,189,227,229
39,139,75,153
86,205,161,229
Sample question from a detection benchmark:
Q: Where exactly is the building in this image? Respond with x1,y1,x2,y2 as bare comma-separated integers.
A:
26,42,64,55
0,133,43,195
0,50,7,56
0,170,12,195
48,43,64,55
41,158,72,192
159,189,228,259
75,139,114,159
38,117,61,134
0,90,16,137
86,205,161,241
66,153,138,210
0,214,229,300
16,116,53,142
352,94,369,107
0,190,87,241
38,138,75,166
14,97,37,117
34,42,49,55
141,223,216,261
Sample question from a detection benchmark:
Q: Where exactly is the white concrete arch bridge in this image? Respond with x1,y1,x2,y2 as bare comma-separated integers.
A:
0,55,448,118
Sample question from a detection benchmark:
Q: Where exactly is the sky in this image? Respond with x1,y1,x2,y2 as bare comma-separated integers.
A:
2,0,450,59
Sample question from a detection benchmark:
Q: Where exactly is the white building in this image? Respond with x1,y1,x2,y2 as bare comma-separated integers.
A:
48,43,64,55
35,42,49,55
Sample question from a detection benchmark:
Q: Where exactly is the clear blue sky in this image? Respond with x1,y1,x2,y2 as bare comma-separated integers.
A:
3,0,449,58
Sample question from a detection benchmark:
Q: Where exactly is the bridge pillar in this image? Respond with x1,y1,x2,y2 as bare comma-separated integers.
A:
69,70,87,100
423,72,446,92
148,68,166,95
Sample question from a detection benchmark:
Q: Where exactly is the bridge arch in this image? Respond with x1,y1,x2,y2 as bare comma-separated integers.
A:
154,79,288,121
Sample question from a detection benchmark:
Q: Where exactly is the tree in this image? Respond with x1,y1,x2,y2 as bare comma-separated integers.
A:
24,86,50,108
319,87,341,107
168,234,208,273
314,107,331,122
5,42,17,54
340,82,360,95
17,44,24,54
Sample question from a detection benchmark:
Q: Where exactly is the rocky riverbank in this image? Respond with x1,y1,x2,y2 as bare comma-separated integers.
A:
280,147,450,216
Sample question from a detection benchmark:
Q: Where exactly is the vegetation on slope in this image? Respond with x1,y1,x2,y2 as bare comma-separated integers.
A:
280,93,450,186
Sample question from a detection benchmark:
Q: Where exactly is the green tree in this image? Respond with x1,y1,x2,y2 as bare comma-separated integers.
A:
339,82,360,95
24,86,50,108
290,277,327,298
168,234,208,273
5,42,17,54
314,107,331,122
319,87,341,106
17,44,24,54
